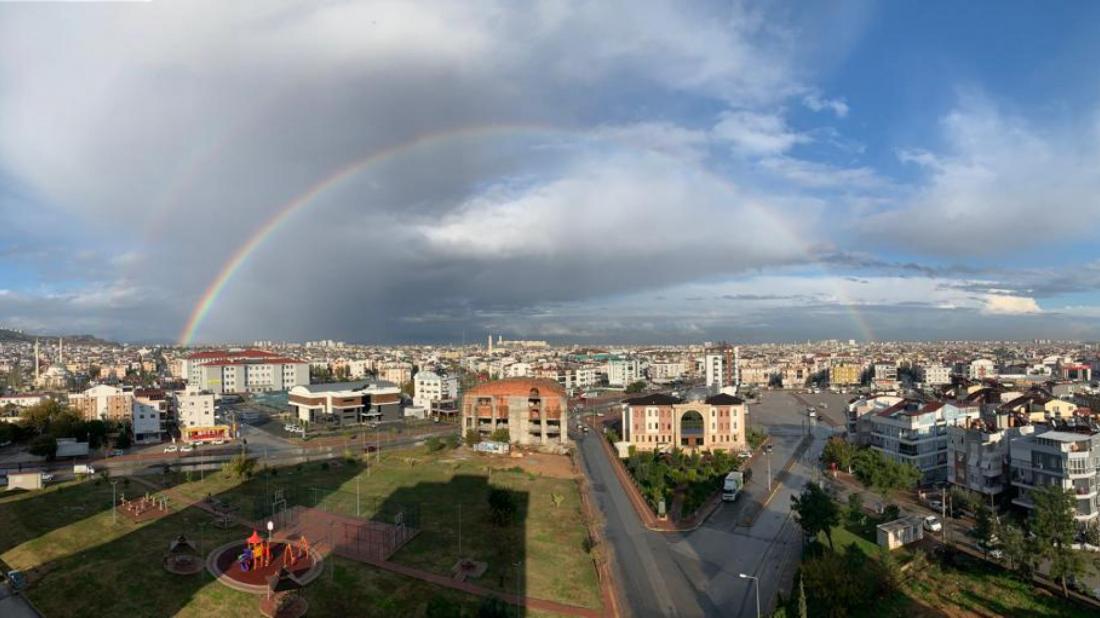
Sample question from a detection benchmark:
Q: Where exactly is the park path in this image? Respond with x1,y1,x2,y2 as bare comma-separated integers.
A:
127,476,605,617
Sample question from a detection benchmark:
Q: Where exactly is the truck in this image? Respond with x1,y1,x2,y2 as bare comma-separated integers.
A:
73,464,96,476
722,471,744,502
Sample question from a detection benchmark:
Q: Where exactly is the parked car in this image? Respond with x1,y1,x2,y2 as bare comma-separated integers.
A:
764,443,774,453
927,499,944,511
212,439,225,445
923,515,943,532
180,444,195,453
163,444,178,453
738,450,752,459
110,449,125,457
40,472,55,482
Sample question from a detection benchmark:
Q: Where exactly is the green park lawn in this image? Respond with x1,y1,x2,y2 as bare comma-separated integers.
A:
810,523,1094,618
0,446,601,616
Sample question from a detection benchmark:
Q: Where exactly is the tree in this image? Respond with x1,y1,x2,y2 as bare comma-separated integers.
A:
791,481,840,550
112,425,132,450
464,429,481,447
821,437,853,472
845,492,865,528
29,434,57,460
487,488,517,526
972,503,996,556
488,428,510,444
949,486,977,515
851,448,920,495
999,521,1035,578
0,421,14,445
1031,484,1086,596
624,380,647,394
425,436,444,452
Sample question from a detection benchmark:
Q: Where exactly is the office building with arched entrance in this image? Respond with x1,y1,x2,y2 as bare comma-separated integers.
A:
621,393,747,453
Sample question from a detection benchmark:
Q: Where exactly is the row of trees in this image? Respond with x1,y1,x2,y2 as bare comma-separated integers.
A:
821,437,921,495
970,484,1095,596
2,399,131,459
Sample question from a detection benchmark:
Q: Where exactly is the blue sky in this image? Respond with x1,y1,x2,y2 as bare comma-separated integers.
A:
3,1,1100,344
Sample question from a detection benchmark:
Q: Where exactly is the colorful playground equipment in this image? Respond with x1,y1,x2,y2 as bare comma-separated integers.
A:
236,530,310,573
238,530,272,572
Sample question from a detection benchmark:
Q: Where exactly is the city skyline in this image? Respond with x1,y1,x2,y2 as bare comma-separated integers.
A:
5,2,1100,343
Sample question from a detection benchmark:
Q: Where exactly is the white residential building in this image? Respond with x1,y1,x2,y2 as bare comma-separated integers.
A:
186,349,308,394
131,395,165,444
860,399,981,484
918,364,952,386
647,362,685,384
175,389,216,429
968,358,997,380
607,358,643,388
704,354,725,389
413,370,458,411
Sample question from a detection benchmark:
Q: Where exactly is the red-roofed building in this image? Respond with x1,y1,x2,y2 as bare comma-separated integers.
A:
184,349,308,395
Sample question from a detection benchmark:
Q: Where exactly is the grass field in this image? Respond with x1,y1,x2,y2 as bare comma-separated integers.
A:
0,446,601,616
807,523,1094,618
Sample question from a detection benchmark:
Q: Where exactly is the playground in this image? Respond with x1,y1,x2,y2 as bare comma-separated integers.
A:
207,529,323,594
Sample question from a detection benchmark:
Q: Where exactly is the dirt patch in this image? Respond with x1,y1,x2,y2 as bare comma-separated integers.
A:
484,451,575,479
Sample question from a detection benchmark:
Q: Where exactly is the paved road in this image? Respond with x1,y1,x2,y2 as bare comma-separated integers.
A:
579,392,835,617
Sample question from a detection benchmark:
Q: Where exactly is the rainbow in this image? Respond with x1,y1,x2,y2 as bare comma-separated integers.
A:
176,124,876,345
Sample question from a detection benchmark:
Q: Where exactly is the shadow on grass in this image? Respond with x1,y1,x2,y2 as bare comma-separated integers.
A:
12,459,360,617
0,470,195,556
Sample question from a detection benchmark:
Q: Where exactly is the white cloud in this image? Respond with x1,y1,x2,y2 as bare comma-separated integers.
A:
712,110,808,155
982,294,1041,315
802,92,849,118
863,94,1100,255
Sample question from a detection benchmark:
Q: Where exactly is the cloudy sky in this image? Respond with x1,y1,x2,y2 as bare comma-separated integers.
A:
3,1,1100,345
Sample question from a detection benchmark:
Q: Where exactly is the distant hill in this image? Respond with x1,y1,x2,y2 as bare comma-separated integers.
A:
0,329,115,345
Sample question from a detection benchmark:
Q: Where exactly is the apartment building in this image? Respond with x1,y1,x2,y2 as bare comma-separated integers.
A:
830,363,863,386
69,384,133,422
861,399,981,484
413,370,458,412
607,358,643,388
288,380,403,426
969,358,997,380
185,349,309,394
647,361,685,384
174,389,216,429
621,392,747,454
918,364,952,386
460,378,569,450
873,362,898,388
378,362,414,386
947,422,1034,502
846,394,903,443
131,389,167,443
1010,428,1100,523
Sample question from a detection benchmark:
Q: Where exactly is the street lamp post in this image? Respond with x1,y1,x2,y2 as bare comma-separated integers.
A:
111,480,118,525
739,573,760,618
766,450,772,492
267,519,274,544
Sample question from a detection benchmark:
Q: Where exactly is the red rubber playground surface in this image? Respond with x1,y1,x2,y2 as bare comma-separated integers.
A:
213,542,316,587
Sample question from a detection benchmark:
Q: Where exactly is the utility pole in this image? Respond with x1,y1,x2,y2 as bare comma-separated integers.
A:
356,476,361,518
111,480,118,525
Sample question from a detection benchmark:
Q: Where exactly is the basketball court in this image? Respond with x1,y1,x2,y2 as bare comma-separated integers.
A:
281,505,418,562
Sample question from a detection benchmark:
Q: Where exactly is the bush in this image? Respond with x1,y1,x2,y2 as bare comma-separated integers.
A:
222,454,256,479
29,434,58,460
445,434,461,449
425,436,444,452
464,429,481,447
488,428,510,444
